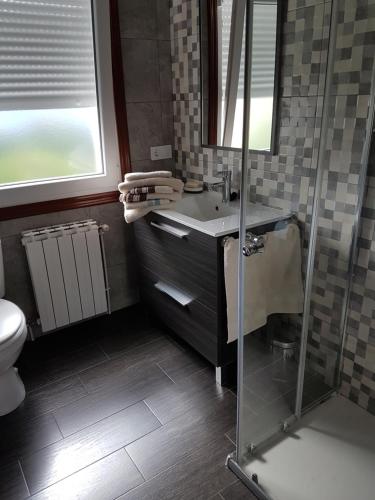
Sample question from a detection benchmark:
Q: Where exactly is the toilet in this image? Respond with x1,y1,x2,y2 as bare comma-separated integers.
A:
0,240,27,416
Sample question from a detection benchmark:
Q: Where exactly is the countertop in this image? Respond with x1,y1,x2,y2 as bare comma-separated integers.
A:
153,192,291,237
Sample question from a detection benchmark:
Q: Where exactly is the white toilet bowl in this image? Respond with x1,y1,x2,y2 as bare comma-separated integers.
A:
0,299,27,416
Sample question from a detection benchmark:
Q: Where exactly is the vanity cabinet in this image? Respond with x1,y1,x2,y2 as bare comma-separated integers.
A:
134,210,283,375
134,212,236,369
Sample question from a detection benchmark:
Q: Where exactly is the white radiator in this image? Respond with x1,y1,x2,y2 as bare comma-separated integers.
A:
22,220,110,333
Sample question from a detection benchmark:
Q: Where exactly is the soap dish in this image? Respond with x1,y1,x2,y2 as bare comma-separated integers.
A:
184,179,203,193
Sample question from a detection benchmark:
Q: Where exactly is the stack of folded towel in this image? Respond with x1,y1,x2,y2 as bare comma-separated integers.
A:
118,171,184,223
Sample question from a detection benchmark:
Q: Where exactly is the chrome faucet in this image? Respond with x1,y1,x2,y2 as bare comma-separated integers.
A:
206,171,232,203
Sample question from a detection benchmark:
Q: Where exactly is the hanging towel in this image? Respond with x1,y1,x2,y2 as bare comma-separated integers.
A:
224,223,304,343
124,171,172,182
124,203,176,224
118,177,184,194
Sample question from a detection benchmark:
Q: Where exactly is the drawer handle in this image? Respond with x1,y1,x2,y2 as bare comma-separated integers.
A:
150,221,190,239
154,281,194,307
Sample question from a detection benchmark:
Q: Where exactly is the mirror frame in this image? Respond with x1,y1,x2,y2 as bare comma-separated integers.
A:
201,0,284,155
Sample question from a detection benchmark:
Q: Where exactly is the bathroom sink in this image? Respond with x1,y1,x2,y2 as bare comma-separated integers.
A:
153,190,288,238
174,191,238,222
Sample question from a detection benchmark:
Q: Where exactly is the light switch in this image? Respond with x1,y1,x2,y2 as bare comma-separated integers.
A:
150,145,172,161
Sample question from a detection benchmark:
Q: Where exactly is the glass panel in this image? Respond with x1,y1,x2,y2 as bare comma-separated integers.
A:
235,2,374,494
238,225,307,459
300,0,372,411
0,0,103,187
0,107,103,185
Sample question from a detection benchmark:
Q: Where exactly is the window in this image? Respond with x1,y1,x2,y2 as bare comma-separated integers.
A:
0,0,123,209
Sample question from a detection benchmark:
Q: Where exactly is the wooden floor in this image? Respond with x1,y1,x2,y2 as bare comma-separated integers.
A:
0,306,254,500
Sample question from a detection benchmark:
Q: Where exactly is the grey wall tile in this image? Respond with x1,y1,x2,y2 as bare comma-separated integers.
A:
108,261,139,311
132,159,174,173
1,234,36,320
122,39,160,103
161,100,174,145
159,40,173,101
127,102,164,161
157,0,172,40
118,0,157,39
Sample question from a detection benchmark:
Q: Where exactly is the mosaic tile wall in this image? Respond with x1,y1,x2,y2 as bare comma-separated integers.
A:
310,0,375,415
170,0,375,414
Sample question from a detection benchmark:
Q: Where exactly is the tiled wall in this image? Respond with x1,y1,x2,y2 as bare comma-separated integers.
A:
310,0,375,414
119,0,174,172
170,0,375,414
341,148,375,415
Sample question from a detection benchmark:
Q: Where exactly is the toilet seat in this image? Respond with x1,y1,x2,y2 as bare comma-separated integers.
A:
0,299,25,348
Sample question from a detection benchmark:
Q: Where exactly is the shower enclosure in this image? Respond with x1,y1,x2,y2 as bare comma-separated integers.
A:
228,0,375,498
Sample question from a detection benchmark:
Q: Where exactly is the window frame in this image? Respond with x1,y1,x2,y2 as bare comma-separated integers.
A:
0,0,130,221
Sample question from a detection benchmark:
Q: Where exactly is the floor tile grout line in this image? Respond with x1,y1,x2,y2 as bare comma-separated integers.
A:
216,477,240,497
15,399,159,471
17,459,31,498
123,430,237,496
4,389,90,426
98,330,171,361
22,413,163,497
156,362,178,384
243,353,289,381
225,431,236,446
142,399,163,427
76,372,90,395
123,447,146,483
96,341,111,361
25,448,139,498
51,413,64,440
24,353,112,396
55,399,160,440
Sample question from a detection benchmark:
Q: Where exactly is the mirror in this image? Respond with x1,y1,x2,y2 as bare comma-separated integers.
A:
200,0,281,152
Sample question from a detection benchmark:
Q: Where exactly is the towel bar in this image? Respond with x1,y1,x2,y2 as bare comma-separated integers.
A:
221,214,299,249
243,233,265,256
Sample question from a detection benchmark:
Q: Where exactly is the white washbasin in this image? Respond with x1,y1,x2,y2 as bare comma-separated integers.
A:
173,191,238,221
153,191,289,237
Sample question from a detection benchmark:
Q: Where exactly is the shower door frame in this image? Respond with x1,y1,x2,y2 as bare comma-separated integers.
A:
227,0,375,497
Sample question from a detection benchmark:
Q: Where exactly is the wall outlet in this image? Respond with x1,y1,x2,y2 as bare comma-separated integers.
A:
150,145,172,161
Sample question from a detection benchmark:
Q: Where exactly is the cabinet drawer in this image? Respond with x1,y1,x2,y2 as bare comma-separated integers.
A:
139,268,219,365
134,214,218,310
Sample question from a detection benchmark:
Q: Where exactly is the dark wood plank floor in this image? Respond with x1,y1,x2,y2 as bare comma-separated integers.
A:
0,306,255,500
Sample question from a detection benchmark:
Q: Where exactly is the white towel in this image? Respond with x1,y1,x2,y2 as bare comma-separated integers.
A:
224,224,304,343
124,171,172,182
119,192,182,203
124,203,176,224
118,177,184,194
125,199,172,209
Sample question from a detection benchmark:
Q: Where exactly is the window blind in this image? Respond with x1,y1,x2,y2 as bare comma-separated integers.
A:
221,0,277,100
0,0,97,111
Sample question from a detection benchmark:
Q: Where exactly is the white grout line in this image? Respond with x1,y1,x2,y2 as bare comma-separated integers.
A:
18,459,31,498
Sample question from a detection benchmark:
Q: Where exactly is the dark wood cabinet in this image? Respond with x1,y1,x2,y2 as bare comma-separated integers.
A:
134,212,236,369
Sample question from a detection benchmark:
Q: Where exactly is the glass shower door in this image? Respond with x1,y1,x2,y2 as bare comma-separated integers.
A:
230,1,375,498
232,0,311,466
